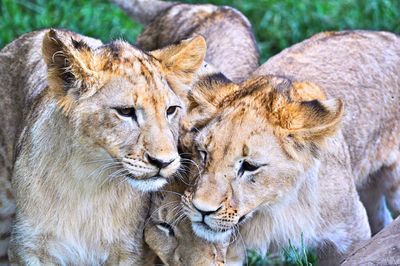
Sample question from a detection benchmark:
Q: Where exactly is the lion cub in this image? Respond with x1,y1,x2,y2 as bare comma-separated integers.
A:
2,29,206,264
182,31,400,265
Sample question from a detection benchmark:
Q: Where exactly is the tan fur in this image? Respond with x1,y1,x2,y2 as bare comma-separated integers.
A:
182,30,400,265
0,29,206,264
253,30,400,234
0,29,103,264
112,0,176,25
115,0,259,82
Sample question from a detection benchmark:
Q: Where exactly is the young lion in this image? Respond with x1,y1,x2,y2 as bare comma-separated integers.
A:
0,29,103,263
182,31,400,265
1,29,206,264
113,0,259,83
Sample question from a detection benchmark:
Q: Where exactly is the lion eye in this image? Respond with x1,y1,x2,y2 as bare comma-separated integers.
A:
238,161,260,176
115,107,137,120
156,222,175,237
166,105,180,116
199,150,208,164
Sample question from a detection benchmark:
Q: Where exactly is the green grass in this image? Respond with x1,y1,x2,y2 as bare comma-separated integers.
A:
0,0,142,49
184,0,400,62
1,0,399,62
246,234,317,266
0,1,399,265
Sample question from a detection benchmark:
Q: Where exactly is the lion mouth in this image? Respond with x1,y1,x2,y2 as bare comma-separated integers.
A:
238,214,247,224
126,173,166,181
195,222,231,233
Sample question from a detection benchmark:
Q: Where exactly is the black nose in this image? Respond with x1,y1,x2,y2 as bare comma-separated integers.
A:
146,154,174,169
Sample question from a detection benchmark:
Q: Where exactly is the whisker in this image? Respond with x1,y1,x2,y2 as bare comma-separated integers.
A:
99,167,126,187
236,225,249,266
144,200,181,227
158,190,183,197
87,162,122,181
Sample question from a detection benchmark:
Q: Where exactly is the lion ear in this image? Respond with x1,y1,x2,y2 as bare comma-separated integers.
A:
151,36,206,90
261,79,343,141
290,81,327,101
278,98,344,141
179,73,238,151
182,73,237,131
42,29,95,95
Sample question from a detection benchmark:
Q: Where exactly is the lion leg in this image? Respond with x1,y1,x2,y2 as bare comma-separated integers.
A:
317,242,345,266
380,163,400,217
358,177,393,235
226,243,246,266
318,196,370,265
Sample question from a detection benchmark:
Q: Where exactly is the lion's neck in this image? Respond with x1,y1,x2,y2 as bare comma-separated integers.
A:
235,161,322,256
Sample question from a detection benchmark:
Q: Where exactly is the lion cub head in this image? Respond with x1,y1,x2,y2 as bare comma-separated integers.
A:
145,180,227,265
41,29,206,192
181,75,343,241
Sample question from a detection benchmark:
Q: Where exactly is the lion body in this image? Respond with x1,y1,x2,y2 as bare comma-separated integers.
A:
255,30,400,234
114,0,259,83
0,30,104,263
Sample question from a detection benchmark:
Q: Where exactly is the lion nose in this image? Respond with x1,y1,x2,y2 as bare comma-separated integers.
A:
193,200,222,217
146,153,174,169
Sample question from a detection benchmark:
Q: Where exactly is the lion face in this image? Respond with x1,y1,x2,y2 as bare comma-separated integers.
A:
73,75,183,191
42,30,206,191
182,76,343,241
144,182,227,266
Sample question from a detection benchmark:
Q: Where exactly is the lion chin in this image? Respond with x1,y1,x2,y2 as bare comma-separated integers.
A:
126,175,168,192
191,222,232,243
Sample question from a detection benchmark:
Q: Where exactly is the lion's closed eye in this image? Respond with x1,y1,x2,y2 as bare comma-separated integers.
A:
156,222,175,237
238,160,268,178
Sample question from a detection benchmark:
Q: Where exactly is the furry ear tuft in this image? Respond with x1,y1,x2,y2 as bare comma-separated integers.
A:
180,73,237,152
182,73,236,131
42,29,94,93
277,97,344,141
260,79,343,141
290,81,327,101
151,35,207,86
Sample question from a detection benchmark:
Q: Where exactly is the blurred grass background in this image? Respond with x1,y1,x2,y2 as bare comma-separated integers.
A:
1,0,399,63
0,0,399,265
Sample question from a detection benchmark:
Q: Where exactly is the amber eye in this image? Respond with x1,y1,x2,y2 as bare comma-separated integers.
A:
166,105,180,116
115,107,136,120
